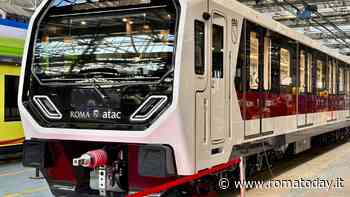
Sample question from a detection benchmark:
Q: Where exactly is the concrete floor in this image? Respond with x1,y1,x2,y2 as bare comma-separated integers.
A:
232,141,350,197
0,160,51,197
0,141,350,197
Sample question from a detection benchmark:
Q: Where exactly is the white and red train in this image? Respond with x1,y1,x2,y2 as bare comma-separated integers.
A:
19,0,350,196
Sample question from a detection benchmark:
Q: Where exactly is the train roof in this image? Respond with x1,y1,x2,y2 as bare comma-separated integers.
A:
216,0,350,65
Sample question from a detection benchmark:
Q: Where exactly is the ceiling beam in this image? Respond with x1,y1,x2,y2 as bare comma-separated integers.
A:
281,18,350,28
274,12,350,21
305,32,350,40
239,0,347,9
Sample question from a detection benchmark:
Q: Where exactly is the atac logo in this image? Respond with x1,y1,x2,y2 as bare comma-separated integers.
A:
70,110,122,120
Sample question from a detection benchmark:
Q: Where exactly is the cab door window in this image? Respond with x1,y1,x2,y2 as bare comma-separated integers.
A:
212,19,224,79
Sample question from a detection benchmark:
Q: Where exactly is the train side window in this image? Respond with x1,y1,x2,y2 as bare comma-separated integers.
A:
280,48,291,86
339,67,344,93
194,20,205,75
212,23,224,79
5,75,20,122
307,53,313,93
263,32,271,90
249,31,259,89
316,60,324,89
333,61,337,94
344,69,348,95
299,50,306,93
347,70,350,95
328,58,332,93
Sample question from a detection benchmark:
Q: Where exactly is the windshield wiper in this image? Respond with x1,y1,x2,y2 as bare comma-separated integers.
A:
91,79,108,100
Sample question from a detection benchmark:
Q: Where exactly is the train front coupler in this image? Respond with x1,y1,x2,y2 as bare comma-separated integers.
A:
73,147,128,196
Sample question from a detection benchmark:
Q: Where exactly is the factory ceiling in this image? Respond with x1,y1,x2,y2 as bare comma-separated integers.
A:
239,0,350,56
2,0,350,55
0,0,42,17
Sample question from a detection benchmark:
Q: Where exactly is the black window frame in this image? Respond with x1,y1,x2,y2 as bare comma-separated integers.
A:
4,75,20,122
212,23,224,79
194,20,205,75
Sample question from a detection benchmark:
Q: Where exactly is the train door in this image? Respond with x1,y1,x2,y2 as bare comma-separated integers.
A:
328,59,337,122
297,50,313,127
298,51,314,127
210,13,228,143
244,22,274,137
346,69,350,118
297,49,306,127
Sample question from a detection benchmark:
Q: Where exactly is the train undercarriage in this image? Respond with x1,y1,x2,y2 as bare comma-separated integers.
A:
22,127,350,197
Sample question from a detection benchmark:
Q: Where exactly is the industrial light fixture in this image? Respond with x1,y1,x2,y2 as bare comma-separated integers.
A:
33,95,63,120
130,95,168,122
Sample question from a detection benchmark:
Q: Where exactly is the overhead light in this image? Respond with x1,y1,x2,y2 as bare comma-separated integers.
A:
122,18,128,22
33,95,63,120
81,21,87,25
130,96,168,122
143,24,150,30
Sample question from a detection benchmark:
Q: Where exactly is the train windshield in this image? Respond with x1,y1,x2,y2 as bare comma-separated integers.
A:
32,0,177,85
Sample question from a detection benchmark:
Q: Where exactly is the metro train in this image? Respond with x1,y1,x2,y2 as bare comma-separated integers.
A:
0,18,26,154
20,0,350,196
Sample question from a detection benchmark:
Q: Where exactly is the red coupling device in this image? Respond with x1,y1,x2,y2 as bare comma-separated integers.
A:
73,149,108,168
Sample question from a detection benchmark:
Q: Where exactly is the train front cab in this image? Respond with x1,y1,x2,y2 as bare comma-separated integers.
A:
19,0,350,196
20,0,193,196
18,0,246,195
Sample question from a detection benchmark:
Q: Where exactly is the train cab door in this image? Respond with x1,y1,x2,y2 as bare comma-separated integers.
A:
209,13,228,144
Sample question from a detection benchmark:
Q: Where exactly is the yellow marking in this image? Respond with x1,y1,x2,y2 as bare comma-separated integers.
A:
0,169,32,177
0,65,24,146
3,186,48,197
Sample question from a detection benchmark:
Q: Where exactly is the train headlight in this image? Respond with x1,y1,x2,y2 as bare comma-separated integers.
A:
130,95,168,122
33,95,63,120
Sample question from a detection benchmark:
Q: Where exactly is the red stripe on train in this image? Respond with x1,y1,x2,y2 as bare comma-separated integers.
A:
237,92,348,120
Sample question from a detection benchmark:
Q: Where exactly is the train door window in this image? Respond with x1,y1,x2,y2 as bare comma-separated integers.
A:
347,70,350,95
249,32,259,90
270,32,281,93
280,48,291,86
333,61,337,94
328,58,332,93
264,32,271,90
212,16,224,79
249,31,259,89
339,67,344,93
300,50,306,93
245,21,271,92
195,20,205,75
307,53,313,93
5,75,20,121
345,69,349,95
317,60,324,89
